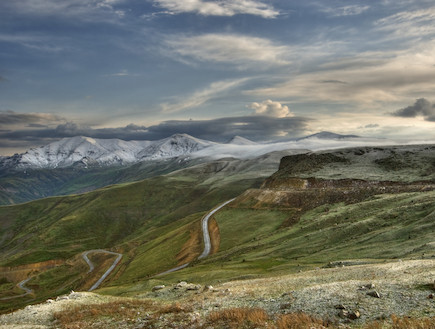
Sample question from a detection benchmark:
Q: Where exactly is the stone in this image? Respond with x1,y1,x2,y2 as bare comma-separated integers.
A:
335,304,346,310
280,302,292,309
348,310,361,320
428,294,434,299
367,290,381,298
152,285,165,292
338,309,349,318
186,284,201,291
338,309,360,320
174,281,187,289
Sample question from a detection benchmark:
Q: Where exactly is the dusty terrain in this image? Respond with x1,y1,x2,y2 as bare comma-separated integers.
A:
1,259,434,328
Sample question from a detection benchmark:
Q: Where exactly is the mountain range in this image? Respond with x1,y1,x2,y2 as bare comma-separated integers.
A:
1,132,362,171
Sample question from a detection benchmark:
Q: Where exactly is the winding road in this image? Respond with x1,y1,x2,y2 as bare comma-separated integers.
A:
2,199,233,298
82,249,123,291
156,198,235,277
0,277,33,301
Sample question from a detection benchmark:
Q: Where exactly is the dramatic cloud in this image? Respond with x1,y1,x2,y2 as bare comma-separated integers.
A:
392,98,435,121
153,0,279,18
248,100,292,118
0,116,311,152
0,110,64,126
247,45,435,105
146,116,309,141
161,78,249,113
165,33,290,69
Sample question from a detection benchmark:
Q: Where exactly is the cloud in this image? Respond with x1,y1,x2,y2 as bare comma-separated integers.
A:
0,110,64,126
391,98,435,121
146,116,310,141
247,44,435,105
152,0,279,18
248,100,292,118
161,78,249,113
376,7,435,38
0,116,311,150
165,33,291,69
320,4,370,17
363,124,380,129
2,0,126,22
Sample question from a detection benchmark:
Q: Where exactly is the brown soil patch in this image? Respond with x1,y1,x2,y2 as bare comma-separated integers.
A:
209,217,220,255
176,221,203,265
0,260,64,282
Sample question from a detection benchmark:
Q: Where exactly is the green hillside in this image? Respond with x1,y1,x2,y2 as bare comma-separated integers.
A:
1,145,435,319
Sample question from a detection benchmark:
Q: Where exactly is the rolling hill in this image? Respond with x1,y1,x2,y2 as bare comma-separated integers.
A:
1,143,434,326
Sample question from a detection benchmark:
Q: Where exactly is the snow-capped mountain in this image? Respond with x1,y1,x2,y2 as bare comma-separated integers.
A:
6,136,152,169
1,134,213,169
1,131,400,171
297,131,359,140
137,134,215,160
226,136,257,145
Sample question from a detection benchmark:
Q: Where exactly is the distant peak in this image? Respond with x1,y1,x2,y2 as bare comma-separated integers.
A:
227,136,257,145
299,131,359,140
169,133,194,139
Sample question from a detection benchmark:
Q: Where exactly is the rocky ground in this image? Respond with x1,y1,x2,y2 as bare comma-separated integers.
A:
1,259,434,328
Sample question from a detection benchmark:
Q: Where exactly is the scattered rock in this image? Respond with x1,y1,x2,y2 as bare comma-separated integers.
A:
152,285,165,292
338,309,360,320
367,291,381,298
338,309,349,318
280,302,292,309
428,294,434,299
186,284,201,291
348,310,361,320
359,283,375,290
174,281,188,290
335,304,346,310
56,295,69,301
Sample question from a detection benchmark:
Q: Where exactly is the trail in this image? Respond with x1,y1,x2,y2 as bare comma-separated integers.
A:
81,250,122,291
155,198,235,277
0,278,33,301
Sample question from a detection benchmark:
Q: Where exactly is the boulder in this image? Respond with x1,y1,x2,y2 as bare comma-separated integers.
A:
152,285,165,292
367,290,381,298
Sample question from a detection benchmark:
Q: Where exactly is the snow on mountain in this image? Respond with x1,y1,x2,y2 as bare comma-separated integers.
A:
226,136,257,145
297,131,359,140
1,132,420,170
15,136,151,169
137,134,215,160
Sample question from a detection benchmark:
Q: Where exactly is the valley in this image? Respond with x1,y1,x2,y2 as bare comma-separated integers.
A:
0,142,435,328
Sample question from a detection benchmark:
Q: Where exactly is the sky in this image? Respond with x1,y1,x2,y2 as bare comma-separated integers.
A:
1,0,435,155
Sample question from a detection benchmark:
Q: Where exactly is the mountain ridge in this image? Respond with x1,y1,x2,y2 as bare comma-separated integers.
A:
0,131,364,170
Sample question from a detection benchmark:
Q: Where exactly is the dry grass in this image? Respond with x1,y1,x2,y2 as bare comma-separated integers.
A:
53,299,156,329
157,302,192,314
390,314,435,329
276,312,333,329
52,301,435,329
206,307,270,328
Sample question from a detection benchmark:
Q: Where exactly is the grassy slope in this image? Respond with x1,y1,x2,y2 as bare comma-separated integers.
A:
1,145,435,314
133,190,434,291
0,156,273,312
0,157,204,205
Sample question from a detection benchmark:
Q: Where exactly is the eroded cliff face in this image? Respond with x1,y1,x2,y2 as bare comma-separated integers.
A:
264,145,435,185
236,151,435,228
